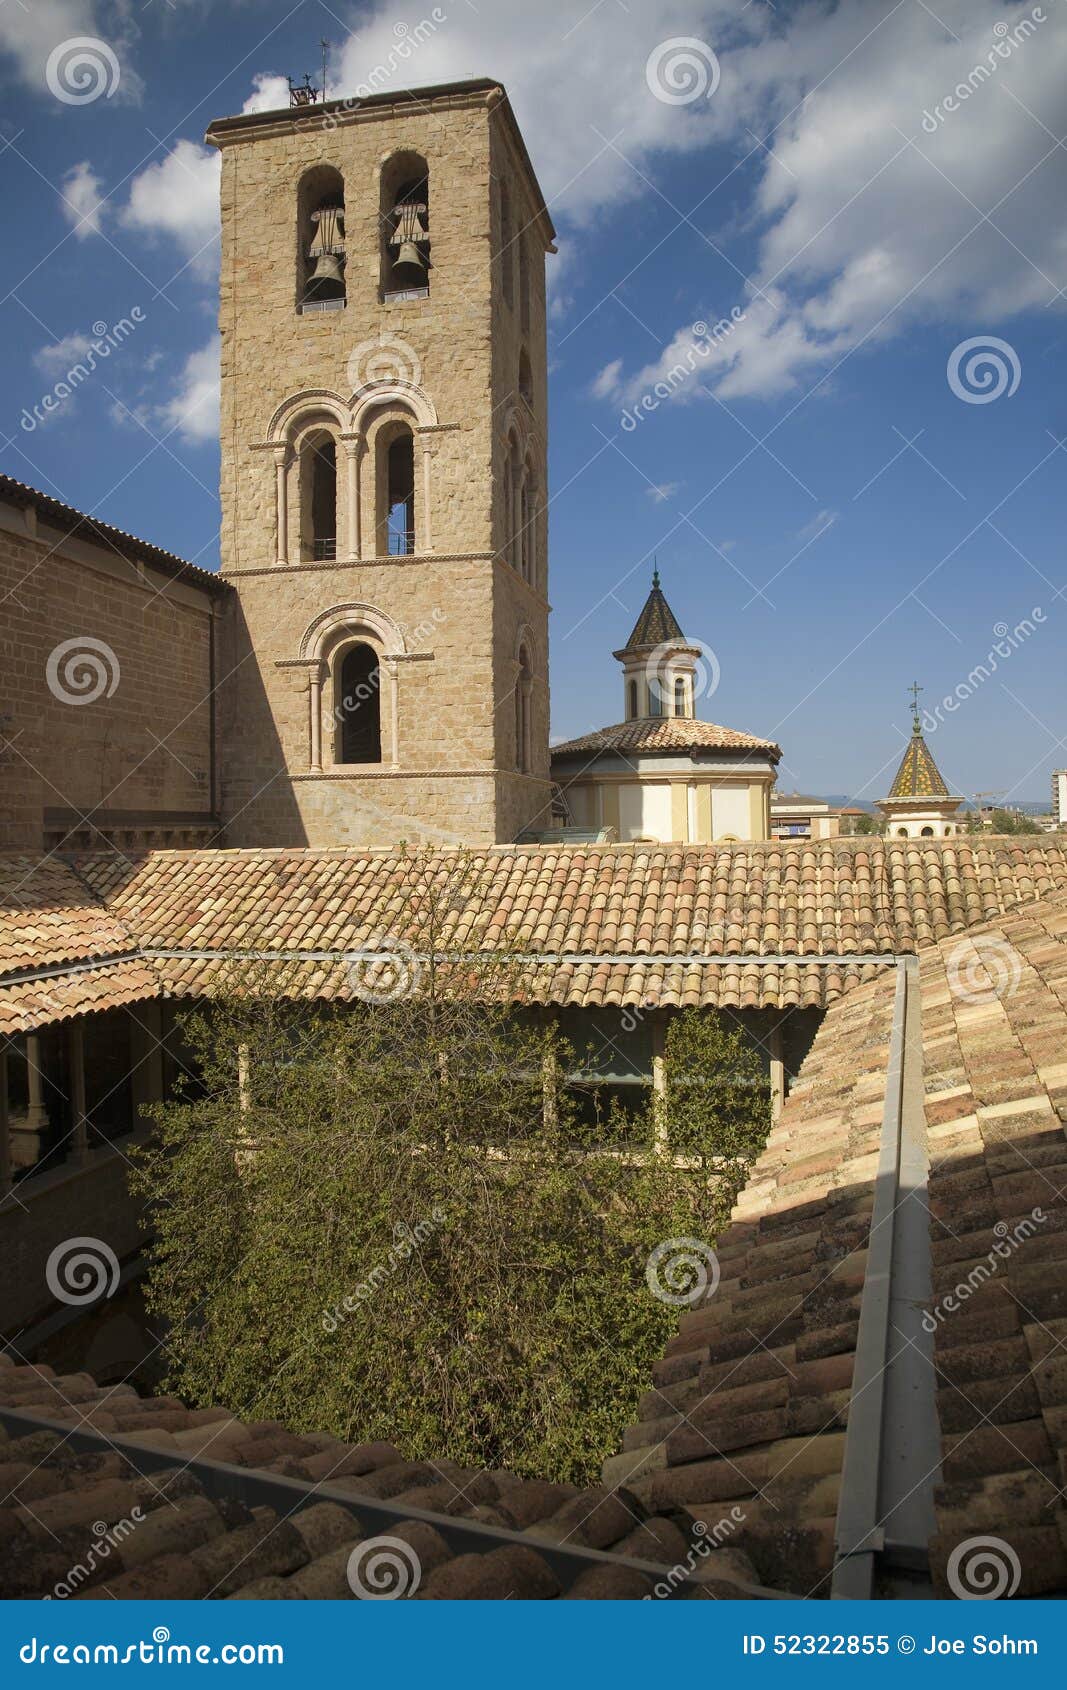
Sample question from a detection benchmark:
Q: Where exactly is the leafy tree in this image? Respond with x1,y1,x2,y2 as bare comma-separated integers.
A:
852,813,877,836
132,851,771,1484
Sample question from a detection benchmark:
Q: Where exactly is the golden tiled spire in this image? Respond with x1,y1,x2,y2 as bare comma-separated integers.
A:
888,683,950,798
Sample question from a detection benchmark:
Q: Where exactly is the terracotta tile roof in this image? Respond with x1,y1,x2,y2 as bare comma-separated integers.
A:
887,727,953,799
0,858,133,975
0,1359,773,1600
0,858,158,1034
610,884,1067,1597
619,571,685,651
606,970,896,1595
552,718,781,758
917,892,1067,1597
3,837,1067,1031
7,882,1067,1597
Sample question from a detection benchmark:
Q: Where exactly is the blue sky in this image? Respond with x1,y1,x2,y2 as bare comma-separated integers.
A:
1,0,1065,803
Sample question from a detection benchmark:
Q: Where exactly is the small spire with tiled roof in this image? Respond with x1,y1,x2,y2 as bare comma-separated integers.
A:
618,562,685,653
878,681,962,838
888,682,950,799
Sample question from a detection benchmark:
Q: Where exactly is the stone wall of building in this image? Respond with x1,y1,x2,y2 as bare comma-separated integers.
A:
212,83,553,848
0,499,223,852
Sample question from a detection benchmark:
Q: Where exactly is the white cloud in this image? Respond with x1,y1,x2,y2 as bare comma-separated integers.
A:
158,336,220,444
120,140,221,276
796,508,838,545
591,359,623,400
34,331,93,376
60,160,107,238
242,72,290,114
378,0,1060,403
646,482,680,503
331,1,742,216
0,1,142,101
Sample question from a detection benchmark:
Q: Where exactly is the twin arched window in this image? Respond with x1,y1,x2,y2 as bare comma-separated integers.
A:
515,644,532,774
504,431,540,590
279,404,422,564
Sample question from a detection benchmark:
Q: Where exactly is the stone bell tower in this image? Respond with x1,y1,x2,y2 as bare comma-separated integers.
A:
206,78,554,847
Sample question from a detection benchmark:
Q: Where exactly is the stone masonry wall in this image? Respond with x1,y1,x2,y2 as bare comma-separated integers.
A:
0,508,220,852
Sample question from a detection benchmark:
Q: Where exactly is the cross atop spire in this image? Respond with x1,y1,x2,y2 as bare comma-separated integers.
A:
908,680,923,733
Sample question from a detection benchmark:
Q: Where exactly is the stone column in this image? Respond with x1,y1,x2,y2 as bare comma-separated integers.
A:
69,1019,90,1164
0,1046,11,1197
341,435,363,561
130,1001,163,1131
309,662,324,773
769,1015,786,1121
419,439,433,551
651,1014,669,1158
273,445,289,565
24,1033,48,1132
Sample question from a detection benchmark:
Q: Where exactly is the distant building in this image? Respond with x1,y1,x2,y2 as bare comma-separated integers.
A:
837,806,871,837
1054,770,1067,828
551,571,780,842
878,692,963,838
770,793,841,841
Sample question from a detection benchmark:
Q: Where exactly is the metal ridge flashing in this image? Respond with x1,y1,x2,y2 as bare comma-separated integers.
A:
831,957,938,1598
0,1406,785,1600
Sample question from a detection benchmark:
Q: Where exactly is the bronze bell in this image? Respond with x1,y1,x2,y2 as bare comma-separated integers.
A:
390,199,427,274
393,239,427,273
308,251,344,285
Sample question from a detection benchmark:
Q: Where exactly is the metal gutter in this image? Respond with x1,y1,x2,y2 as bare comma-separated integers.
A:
0,951,144,989
0,1406,787,1600
141,948,901,967
831,957,938,1598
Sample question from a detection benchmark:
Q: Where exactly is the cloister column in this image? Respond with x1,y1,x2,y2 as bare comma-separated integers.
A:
651,1014,669,1158
769,1015,786,1121
0,1047,11,1197
69,1019,90,1164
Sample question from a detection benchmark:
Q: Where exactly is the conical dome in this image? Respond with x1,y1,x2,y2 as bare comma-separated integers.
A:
619,568,685,651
